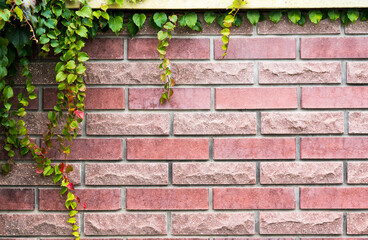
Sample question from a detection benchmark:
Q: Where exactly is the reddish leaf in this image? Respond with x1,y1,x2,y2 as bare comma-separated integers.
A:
83,202,86,209
36,164,44,174
76,196,81,203
65,164,73,173
74,110,84,120
59,162,65,173
67,182,74,190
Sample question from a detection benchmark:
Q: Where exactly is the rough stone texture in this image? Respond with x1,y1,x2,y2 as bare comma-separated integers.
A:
0,214,79,236
39,189,121,211
126,188,209,210
260,162,343,184
214,38,296,59
171,213,255,235
214,138,296,160
173,162,256,185
83,38,124,59
260,212,342,235
258,16,341,35
14,62,56,85
347,62,368,84
347,213,368,234
300,187,368,209
348,162,368,184
345,20,368,34
213,188,295,209
45,139,123,160
0,163,81,185
127,138,209,160
301,37,368,59
174,113,257,135
259,62,341,84
85,163,168,185
261,112,344,134
216,88,298,110
0,189,35,210
84,213,167,235
301,137,368,159
128,38,210,59
302,87,368,109
129,88,211,110
349,112,368,134
87,113,170,135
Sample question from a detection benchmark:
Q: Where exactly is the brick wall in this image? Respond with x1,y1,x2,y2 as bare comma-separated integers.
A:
2,13,368,239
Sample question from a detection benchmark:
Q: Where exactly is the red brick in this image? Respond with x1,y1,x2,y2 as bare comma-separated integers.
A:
216,239,294,240
43,88,125,110
301,187,368,209
126,188,208,210
127,138,209,160
0,189,35,210
301,137,368,159
213,188,295,209
129,88,211,110
302,239,368,240
44,139,123,160
128,38,210,59
84,213,167,235
130,238,208,240
214,138,296,160
302,87,368,109
83,38,124,59
348,162,368,184
39,189,121,211
349,112,368,134
14,62,55,85
216,88,297,110
347,62,368,84
301,37,368,58
347,213,368,234
345,20,368,34
214,38,296,59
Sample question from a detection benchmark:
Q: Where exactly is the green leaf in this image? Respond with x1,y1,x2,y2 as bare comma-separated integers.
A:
309,10,323,24
53,174,63,183
67,218,76,224
14,7,23,21
43,166,54,176
76,6,92,19
73,225,79,231
109,16,124,36
185,12,197,28
153,12,167,28
76,26,88,38
132,13,146,30
76,64,86,74
178,15,186,28
66,60,76,69
169,15,177,23
72,232,80,237
63,50,75,61
360,9,368,21
56,72,67,82
288,10,301,24
204,12,216,26
67,192,75,201
269,10,283,23
3,86,13,99
67,74,77,84
70,210,78,217
247,10,260,26
157,31,168,41
0,9,11,21
233,15,243,27
328,10,340,21
78,52,89,62
1,163,11,174
6,28,31,51
127,19,139,37
39,34,50,44
347,9,359,23
298,13,307,26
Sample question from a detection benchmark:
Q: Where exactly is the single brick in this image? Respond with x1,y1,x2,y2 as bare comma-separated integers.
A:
258,15,341,35
347,62,368,84
0,189,35,210
213,188,295,209
129,88,211,110
173,162,256,185
214,38,296,59
347,213,368,234
259,62,341,84
174,113,257,135
39,189,121,211
84,213,167,235
0,214,78,236
349,112,368,134
87,113,170,135
172,213,254,235
0,163,81,185
128,38,210,59
345,20,368,34
302,87,368,109
301,37,368,58
301,187,368,209
127,138,209,160
301,137,368,159
43,88,125,110
45,139,123,160
85,163,168,185
126,188,209,210
260,212,342,235
348,162,368,184
261,162,343,185
216,88,297,110
15,62,56,85
83,38,124,59
261,112,344,134
214,138,296,160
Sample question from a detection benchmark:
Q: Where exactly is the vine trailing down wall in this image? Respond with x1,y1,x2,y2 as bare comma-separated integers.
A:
2,0,368,238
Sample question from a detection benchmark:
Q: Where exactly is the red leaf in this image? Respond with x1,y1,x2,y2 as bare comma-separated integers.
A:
74,110,84,120
65,165,73,173
67,182,74,190
59,162,65,173
36,165,43,174
76,196,81,203
83,202,86,209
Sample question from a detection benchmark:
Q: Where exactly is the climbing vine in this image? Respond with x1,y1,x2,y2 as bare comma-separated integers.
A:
0,0,368,238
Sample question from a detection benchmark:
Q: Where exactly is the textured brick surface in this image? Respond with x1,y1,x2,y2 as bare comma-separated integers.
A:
126,188,209,210
213,188,295,209
347,62,368,84
172,213,255,235
259,62,341,84
0,189,35,210
214,138,296,160
348,162,368,184
174,113,257,135
345,20,368,34
260,212,342,235
173,162,256,185
349,112,368,134
216,88,298,109
12,88,39,110
347,213,368,234
261,162,343,184
83,38,124,59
